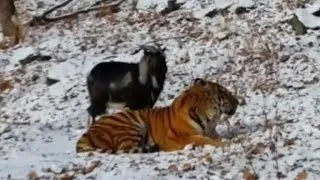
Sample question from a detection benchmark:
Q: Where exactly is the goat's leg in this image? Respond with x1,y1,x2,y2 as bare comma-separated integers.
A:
88,99,107,123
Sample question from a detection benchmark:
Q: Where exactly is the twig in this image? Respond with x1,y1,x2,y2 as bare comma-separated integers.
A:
42,0,74,20
92,0,113,6
29,0,73,26
29,0,125,26
0,120,31,125
240,135,259,178
124,32,203,53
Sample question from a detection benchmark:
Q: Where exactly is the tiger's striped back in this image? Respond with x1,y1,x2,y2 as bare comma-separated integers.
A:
76,110,161,153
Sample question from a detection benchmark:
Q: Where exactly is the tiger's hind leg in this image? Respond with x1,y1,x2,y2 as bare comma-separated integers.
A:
116,132,159,154
141,143,159,153
120,143,159,154
116,141,145,154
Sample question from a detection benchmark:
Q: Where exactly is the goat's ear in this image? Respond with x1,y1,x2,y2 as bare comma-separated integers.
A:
161,47,167,52
131,48,142,55
194,78,206,86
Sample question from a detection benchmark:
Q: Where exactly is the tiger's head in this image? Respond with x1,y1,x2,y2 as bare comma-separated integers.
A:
173,78,239,136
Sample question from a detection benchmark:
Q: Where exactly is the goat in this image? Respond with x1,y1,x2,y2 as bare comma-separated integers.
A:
86,45,167,124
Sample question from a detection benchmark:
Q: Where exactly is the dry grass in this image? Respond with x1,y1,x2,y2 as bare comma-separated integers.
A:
0,78,13,94
282,0,311,9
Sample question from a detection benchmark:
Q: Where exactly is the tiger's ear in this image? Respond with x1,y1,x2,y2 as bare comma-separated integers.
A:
194,78,206,86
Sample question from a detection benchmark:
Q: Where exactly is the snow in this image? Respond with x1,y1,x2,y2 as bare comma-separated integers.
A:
1,0,320,179
136,0,168,12
189,0,256,18
295,0,320,29
9,47,36,68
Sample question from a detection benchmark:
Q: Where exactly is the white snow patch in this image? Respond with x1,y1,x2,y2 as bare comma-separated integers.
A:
136,0,168,12
192,0,256,18
295,0,320,28
7,47,36,70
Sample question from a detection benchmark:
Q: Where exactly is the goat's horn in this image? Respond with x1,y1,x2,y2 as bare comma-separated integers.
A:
140,45,159,53
131,47,142,55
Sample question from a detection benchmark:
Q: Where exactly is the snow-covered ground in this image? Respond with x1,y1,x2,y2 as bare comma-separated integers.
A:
1,0,320,179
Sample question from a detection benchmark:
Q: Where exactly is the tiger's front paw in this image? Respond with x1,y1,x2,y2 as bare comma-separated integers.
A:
183,144,196,151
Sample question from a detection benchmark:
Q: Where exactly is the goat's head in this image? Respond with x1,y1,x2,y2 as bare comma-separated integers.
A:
136,45,167,88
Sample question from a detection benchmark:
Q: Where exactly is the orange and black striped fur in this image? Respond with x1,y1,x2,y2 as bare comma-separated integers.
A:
76,78,239,154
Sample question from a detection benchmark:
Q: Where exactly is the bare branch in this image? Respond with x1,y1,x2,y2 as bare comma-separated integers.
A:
125,32,203,53
42,0,74,20
29,0,125,26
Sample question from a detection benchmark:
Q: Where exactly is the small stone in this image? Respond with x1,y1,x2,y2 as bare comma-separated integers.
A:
288,14,307,35
46,78,59,86
182,163,195,172
199,153,213,164
168,164,178,172
37,1,45,8
31,74,40,82
205,9,218,18
280,55,290,62
187,152,195,159
80,45,87,52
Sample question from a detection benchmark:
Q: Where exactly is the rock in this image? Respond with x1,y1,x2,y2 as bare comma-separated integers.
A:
313,9,320,16
46,77,59,86
205,9,218,18
11,47,36,65
280,55,290,62
37,1,45,8
215,31,232,41
199,153,213,164
160,0,184,15
187,152,195,159
182,163,195,172
289,14,307,35
31,74,40,82
10,47,52,66
37,55,52,62
235,7,251,14
167,164,178,172
46,60,79,86
194,0,256,18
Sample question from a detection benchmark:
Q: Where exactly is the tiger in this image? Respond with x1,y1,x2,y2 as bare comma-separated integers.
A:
76,78,239,154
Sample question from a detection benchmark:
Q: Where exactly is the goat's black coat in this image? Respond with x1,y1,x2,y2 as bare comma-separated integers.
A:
87,46,167,123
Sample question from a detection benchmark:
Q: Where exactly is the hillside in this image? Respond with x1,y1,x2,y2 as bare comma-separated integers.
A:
1,0,320,179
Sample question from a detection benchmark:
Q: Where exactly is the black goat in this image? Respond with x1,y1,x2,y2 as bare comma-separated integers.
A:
87,45,167,123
